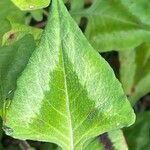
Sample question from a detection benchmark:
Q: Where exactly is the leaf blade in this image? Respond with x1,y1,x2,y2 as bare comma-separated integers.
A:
4,0,135,149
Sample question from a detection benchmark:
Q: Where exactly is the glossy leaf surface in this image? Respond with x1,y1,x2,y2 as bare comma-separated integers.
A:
4,0,135,149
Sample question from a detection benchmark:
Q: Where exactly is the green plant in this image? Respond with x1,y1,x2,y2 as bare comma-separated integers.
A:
0,0,149,150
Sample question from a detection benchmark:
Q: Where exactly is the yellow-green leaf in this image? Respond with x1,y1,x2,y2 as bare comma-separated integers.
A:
11,0,51,10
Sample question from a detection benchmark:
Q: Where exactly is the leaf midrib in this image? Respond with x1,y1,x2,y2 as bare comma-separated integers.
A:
57,0,74,149
61,47,74,149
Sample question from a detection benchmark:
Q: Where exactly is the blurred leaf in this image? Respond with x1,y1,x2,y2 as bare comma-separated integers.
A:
119,50,136,97
70,0,84,23
2,24,42,45
108,129,128,150
119,43,150,105
41,143,58,150
30,10,44,22
71,0,84,10
124,112,150,150
0,118,3,139
121,0,150,25
11,0,50,10
3,0,135,149
0,35,36,115
70,0,150,52
0,0,25,24
0,20,11,45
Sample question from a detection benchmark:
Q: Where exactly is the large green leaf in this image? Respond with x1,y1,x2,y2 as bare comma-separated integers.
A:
0,35,36,115
11,0,50,10
124,112,150,150
3,0,135,149
119,43,150,105
70,0,150,51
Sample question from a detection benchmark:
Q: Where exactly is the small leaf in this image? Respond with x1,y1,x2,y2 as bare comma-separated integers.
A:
4,0,135,149
70,0,84,24
11,0,51,10
2,23,42,45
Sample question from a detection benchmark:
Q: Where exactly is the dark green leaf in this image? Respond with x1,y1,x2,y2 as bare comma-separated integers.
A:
124,112,150,150
0,35,36,115
70,0,84,24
